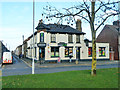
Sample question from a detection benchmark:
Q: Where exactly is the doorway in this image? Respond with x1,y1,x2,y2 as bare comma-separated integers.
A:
76,47,80,60
39,47,45,61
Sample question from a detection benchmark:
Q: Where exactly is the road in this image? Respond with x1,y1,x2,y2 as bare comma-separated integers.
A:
2,55,119,76
2,55,31,76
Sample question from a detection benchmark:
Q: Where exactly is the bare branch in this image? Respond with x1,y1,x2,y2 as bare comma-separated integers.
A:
95,13,119,31
95,1,119,13
77,15,90,23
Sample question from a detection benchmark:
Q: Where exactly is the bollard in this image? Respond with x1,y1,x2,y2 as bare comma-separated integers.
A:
75,60,78,64
58,57,60,63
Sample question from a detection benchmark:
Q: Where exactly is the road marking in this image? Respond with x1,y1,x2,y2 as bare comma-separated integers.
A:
24,67,29,68
21,59,32,68
4,68,16,70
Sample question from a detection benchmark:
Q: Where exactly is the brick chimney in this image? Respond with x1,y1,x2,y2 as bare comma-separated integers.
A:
113,20,120,27
76,19,82,32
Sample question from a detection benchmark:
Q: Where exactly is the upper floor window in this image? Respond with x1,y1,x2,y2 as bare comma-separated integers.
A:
51,34,56,43
34,47,37,58
76,35,80,43
99,47,105,57
68,34,73,43
40,33,44,42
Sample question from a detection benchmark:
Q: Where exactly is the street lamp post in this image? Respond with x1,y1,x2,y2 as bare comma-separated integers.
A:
32,0,35,74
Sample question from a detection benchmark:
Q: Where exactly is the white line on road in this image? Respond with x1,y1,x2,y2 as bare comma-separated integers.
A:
2,67,29,70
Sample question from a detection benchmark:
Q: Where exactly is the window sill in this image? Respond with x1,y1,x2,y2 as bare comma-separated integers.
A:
51,56,59,58
99,56,106,57
51,41,56,43
65,56,70,57
68,42,73,43
76,42,81,43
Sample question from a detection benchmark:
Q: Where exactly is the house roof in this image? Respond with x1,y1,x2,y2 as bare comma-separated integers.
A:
106,25,119,32
36,23,85,35
96,25,119,43
36,23,50,30
97,25,119,39
96,24,120,60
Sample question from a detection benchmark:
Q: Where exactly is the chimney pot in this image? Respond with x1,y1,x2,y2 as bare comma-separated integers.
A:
39,19,43,24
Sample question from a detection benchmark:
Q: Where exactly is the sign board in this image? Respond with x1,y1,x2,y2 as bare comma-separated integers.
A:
37,43,46,47
58,42,67,47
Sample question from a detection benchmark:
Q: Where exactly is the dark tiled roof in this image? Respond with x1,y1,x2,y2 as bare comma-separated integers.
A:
36,23,50,30
36,23,85,35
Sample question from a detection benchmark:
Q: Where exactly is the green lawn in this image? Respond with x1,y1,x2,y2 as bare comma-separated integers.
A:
2,68,119,88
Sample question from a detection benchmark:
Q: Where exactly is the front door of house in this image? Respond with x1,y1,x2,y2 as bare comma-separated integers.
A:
39,47,45,61
76,47,80,60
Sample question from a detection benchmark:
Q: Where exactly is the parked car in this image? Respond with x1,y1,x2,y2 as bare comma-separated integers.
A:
2,52,13,64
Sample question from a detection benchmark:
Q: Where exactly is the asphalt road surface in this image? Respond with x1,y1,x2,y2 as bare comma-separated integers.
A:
2,55,31,76
2,55,119,76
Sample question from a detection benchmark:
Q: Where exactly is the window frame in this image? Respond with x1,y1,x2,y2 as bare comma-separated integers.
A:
65,47,73,57
88,47,92,57
51,34,56,43
68,34,73,43
40,33,44,42
99,47,106,57
34,47,37,58
51,47,59,58
76,35,80,43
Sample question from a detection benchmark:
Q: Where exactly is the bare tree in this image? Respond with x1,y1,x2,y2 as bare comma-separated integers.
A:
43,0,120,75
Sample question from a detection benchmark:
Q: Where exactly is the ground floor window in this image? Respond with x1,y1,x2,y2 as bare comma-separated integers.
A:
99,47,105,57
65,47,73,57
88,47,92,57
51,47,59,57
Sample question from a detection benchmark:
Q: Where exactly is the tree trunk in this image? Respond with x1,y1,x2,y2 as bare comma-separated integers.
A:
91,30,97,75
91,1,96,76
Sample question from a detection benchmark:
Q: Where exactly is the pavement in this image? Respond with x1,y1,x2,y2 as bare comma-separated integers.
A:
16,55,120,68
0,60,2,68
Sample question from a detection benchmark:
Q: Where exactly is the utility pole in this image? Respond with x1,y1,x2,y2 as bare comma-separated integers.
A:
22,35,24,57
118,1,120,60
32,0,35,74
22,35,24,43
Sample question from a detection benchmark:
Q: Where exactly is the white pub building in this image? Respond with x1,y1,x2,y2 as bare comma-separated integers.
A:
25,19,109,62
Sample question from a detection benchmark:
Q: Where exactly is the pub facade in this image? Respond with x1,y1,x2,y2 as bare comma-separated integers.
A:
25,20,109,62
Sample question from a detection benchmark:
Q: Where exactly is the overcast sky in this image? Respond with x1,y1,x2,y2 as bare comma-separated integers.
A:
0,0,118,51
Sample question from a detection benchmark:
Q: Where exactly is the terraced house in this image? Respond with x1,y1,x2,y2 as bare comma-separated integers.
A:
25,19,109,62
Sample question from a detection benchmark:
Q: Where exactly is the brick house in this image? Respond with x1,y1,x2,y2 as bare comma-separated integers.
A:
96,20,120,60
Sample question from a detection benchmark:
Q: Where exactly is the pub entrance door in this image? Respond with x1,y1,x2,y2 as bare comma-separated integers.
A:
39,47,45,61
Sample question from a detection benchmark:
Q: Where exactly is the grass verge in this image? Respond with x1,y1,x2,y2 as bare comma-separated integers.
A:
2,68,119,88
